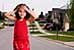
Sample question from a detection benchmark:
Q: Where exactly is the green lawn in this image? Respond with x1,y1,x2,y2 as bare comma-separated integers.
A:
31,31,74,42
0,26,4,29
40,35,74,42
30,32,43,34
60,31,74,36
0,22,8,30
47,30,74,36
29,28,38,30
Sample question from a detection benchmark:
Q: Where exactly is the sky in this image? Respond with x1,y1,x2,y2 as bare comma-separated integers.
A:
0,0,70,15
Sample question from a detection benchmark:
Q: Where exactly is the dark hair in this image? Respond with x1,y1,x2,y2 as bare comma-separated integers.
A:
14,4,31,20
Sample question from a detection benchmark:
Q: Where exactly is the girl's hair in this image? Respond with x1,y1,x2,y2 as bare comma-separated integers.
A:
14,4,31,20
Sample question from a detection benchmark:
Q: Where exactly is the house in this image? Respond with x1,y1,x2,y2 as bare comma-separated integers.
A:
51,8,69,31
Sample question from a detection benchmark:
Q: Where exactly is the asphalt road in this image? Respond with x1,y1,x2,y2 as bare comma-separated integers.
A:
0,27,74,50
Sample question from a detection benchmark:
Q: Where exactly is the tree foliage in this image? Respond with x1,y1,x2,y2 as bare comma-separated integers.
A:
69,0,74,29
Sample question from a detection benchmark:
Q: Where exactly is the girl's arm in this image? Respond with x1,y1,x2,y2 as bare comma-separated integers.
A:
24,7,37,22
4,10,17,21
27,15,35,23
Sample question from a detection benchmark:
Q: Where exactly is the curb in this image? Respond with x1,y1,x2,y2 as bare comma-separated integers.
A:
32,35,74,48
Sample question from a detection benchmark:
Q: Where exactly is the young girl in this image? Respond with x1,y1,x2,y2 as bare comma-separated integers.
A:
4,4,36,50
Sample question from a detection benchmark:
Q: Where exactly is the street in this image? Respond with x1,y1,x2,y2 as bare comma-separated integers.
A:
0,27,74,50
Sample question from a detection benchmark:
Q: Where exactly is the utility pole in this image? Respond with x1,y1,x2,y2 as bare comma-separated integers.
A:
54,12,59,40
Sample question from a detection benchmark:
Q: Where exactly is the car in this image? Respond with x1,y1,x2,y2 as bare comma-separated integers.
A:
8,20,15,26
44,23,54,30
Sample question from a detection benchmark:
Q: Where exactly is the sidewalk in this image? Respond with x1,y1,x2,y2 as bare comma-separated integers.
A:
64,42,74,47
31,34,74,48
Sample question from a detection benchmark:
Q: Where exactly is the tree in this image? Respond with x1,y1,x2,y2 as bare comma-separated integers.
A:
68,0,74,30
46,11,52,23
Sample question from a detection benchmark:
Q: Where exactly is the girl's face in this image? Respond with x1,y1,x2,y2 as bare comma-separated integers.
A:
18,6,26,19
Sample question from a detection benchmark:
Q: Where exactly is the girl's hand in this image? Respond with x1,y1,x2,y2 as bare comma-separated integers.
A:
23,6,37,21
24,6,29,11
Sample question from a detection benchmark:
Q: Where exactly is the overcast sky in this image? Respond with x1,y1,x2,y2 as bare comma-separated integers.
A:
0,0,69,15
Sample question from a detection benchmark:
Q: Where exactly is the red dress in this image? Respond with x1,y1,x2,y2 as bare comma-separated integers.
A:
13,19,30,50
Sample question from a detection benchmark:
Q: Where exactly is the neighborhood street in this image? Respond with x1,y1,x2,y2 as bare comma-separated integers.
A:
0,27,74,50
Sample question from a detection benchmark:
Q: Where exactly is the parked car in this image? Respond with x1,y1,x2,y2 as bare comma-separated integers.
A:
43,23,54,30
8,20,15,26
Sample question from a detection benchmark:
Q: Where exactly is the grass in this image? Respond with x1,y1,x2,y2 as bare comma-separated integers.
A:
46,30,74,36
29,22,74,42
40,35,74,42
60,31,74,36
30,31,43,34
28,25,36,27
0,19,8,28
31,31,74,42
29,28,38,30
39,23,45,26
0,26,4,29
